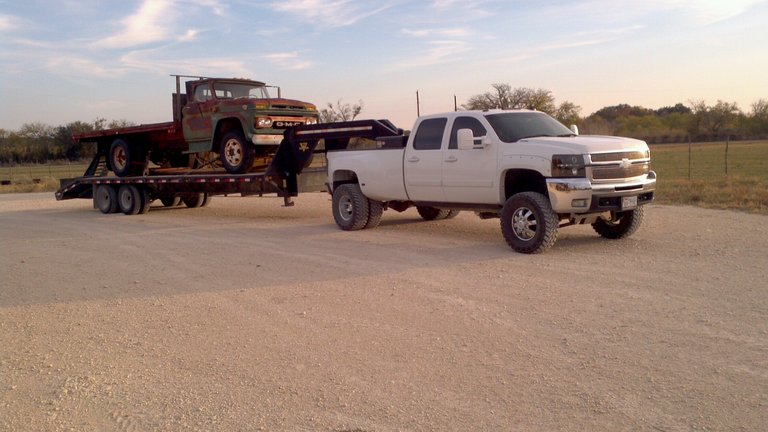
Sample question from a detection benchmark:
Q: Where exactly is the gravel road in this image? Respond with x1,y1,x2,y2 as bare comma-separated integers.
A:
1,192,766,431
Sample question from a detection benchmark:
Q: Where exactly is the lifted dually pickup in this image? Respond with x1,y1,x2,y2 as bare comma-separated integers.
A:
74,75,318,176
320,109,657,253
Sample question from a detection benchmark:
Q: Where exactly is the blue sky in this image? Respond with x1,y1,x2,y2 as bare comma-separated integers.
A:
0,0,766,131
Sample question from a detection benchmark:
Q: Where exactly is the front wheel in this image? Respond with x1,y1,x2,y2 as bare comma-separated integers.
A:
500,192,559,254
220,131,255,174
592,207,645,239
332,184,370,231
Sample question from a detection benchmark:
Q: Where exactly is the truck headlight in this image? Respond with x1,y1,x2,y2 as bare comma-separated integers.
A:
255,117,273,128
551,154,586,178
305,118,318,125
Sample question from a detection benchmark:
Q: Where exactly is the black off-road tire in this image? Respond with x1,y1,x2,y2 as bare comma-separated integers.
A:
94,185,119,214
416,206,451,221
109,138,144,177
117,185,142,215
500,192,559,254
220,131,255,174
365,199,384,229
332,183,370,231
592,207,645,239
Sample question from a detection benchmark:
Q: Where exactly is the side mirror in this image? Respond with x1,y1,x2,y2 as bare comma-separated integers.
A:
457,128,479,150
569,125,579,135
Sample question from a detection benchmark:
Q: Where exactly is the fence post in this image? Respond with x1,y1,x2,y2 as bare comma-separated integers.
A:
724,135,729,175
688,135,692,180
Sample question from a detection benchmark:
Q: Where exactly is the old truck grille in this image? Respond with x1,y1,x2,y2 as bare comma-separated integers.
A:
588,151,650,181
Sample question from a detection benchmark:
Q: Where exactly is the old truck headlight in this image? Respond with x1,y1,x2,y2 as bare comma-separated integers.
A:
305,117,318,125
255,117,273,128
551,154,586,177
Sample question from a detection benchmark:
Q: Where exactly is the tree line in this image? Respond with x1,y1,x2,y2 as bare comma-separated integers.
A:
2,87,767,165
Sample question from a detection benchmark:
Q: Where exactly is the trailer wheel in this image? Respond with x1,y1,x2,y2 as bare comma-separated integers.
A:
160,196,181,207
332,183,370,231
417,206,451,221
109,138,143,177
200,193,212,207
118,185,142,215
182,193,206,208
137,186,151,214
94,185,119,214
500,191,559,254
220,131,255,174
444,210,461,219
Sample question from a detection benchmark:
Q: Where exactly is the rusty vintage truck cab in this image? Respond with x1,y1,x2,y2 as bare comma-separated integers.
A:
75,75,318,176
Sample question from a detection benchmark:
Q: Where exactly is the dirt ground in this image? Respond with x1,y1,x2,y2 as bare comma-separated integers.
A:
0,192,766,431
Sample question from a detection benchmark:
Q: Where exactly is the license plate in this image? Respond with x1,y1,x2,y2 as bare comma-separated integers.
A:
621,196,638,209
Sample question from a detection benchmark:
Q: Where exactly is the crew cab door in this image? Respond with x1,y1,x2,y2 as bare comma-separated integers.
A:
441,116,498,204
403,117,447,201
182,83,216,151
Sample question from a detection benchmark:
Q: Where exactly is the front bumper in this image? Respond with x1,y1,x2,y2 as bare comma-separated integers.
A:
252,134,283,145
546,171,656,213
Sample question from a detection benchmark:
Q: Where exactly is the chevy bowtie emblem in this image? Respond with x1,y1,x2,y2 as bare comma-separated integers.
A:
299,142,309,152
620,158,631,169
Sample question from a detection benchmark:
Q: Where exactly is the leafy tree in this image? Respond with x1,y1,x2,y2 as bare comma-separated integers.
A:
554,101,582,126
463,84,561,114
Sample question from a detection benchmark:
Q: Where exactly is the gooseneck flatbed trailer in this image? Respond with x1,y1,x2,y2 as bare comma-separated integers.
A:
55,119,403,215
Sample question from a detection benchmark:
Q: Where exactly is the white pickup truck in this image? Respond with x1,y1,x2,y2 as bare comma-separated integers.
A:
324,109,657,253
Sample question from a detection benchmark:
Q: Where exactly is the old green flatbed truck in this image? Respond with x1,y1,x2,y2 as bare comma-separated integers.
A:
73,75,319,176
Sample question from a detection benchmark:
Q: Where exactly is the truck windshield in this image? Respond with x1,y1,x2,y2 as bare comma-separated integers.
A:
213,83,270,99
485,112,574,143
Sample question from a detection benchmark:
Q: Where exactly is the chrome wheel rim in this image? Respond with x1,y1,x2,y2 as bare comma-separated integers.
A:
512,206,537,241
223,139,243,167
338,194,353,221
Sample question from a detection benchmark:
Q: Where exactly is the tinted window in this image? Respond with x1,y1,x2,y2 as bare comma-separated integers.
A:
485,112,573,143
413,118,447,150
449,116,487,149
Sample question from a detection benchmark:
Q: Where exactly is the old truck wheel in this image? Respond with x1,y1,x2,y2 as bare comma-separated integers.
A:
365,199,384,229
592,207,645,239
109,138,142,177
220,131,255,174
117,185,142,215
501,192,559,254
94,185,119,214
332,184,370,231
417,206,451,221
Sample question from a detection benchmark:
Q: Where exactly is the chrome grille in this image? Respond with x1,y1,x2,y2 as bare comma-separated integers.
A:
591,163,650,180
589,151,650,181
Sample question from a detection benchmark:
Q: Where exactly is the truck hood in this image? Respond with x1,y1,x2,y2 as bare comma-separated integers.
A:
239,98,316,111
517,135,648,155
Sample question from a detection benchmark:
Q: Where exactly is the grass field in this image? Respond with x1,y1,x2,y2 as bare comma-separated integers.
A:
650,140,768,214
2,142,767,214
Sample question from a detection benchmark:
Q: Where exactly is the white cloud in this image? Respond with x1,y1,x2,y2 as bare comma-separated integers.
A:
391,40,470,70
401,27,471,38
92,0,177,49
268,0,395,28
0,14,20,32
263,52,314,70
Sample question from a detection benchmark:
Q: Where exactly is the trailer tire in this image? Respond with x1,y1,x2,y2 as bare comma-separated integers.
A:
332,183,370,231
444,210,460,219
365,199,384,229
592,207,645,239
182,193,206,208
137,187,151,214
94,185,119,214
200,193,212,207
500,191,559,254
160,196,181,207
220,131,255,174
109,138,143,177
118,185,142,215
417,206,451,221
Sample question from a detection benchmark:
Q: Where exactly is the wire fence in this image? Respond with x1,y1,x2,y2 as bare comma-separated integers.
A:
649,139,768,181
0,161,88,185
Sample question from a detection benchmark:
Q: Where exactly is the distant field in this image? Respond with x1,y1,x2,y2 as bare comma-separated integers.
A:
650,140,768,214
0,162,89,193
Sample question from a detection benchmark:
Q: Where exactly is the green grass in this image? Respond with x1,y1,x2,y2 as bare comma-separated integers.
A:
650,140,768,214
0,162,89,194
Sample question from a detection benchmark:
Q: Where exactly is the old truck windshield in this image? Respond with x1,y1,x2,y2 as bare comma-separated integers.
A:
213,82,270,99
486,112,574,143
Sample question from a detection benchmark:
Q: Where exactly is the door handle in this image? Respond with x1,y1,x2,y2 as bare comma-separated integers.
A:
445,156,458,162
407,156,420,163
